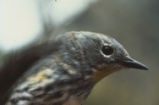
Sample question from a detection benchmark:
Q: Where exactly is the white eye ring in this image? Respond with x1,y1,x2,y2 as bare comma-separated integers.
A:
100,50,112,58
100,43,114,57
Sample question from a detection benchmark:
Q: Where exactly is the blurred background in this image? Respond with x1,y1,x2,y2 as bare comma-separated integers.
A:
0,0,158,105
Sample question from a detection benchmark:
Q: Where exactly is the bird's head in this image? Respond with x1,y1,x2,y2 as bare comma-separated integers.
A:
56,31,148,83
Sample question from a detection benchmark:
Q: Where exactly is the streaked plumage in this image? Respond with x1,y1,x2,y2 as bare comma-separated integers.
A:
4,31,148,105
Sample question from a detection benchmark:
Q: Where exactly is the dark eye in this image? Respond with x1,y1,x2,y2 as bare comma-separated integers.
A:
102,45,114,55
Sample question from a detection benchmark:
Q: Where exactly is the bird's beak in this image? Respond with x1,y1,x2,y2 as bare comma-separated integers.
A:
119,56,148,70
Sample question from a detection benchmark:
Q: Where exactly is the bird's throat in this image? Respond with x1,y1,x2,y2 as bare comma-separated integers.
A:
93,64,122,83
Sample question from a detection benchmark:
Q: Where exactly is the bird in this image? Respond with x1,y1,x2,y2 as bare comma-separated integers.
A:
4,31,148,105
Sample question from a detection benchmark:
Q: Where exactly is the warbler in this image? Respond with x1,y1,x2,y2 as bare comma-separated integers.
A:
4,31,148,105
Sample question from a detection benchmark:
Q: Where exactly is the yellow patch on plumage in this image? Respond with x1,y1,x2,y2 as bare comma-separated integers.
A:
28,72,47,83
28,68,53,83
93,64,122,83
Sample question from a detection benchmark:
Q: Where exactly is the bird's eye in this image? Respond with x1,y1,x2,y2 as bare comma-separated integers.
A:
102,45,114,55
